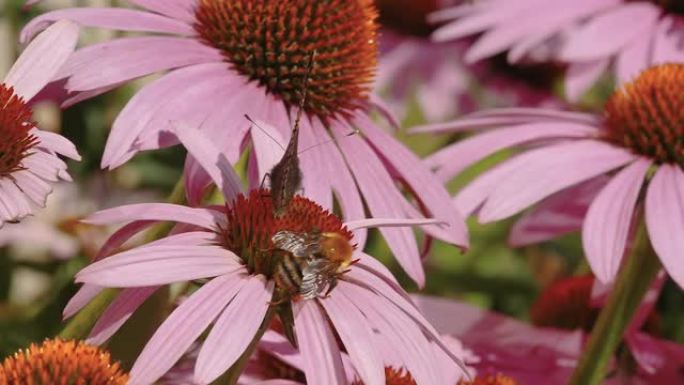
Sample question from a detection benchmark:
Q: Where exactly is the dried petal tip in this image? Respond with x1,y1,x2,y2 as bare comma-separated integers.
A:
458,373,520,385
0,84,38,177
0,338,128,385
603,63,684,166
194,0,378,118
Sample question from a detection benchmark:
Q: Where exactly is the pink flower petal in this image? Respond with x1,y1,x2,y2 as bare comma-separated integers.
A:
171,121,243,202
321,293,385,385
334,128,423,286
426,122,597,182
60,37,222,91
21,8,193,43
87,286,158,345
344,217,444,231
559,2,661,62
96,221,155,260
129,272,244,385
645,165,684,288
356,115,468,248
76,245,242,287
12,170,51,206
565,59,610,102
294,301,346,385
129,0,195,23
195,275,274,384
297,117,334,209
479,140,636,222
32,129,80,160
4,20,79,101
84,203,222,229
615,22,654,84
583,158,650,283
63,284,102,319
249,119,287,185
509,176,610,246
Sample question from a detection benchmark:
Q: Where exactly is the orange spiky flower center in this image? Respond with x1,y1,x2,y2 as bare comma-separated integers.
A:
0,338,128,385
194,0,378,119
603,63,684,165
219,189,353,278
351,367,417,385
376,0,441,37
0,84,38,177
457,373,520,385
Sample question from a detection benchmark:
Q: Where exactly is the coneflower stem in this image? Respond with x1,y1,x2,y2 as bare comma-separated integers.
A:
569,220,661,385
58,180,186,340
218,304,278,385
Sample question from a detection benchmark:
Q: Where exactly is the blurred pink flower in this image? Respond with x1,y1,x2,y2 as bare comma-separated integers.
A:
415,294,684,385
71,124,466,385
416,63,684,287
0,20,80,226
23,0,468,286
432,0,684,101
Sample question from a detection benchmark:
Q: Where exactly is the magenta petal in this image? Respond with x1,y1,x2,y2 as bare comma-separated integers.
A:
479,140,636,222
76,245,242,287
63,284,102,319
583,158,650,283
21,8,193,43
96,221,155,260
645,165,684,288
321,293,385,385
560,3,660,62
129,272,243,385
61,37,222,91
427,122,596,182
195,275,274,384
129,0,195,23
172,121,243,202
5,20,78,101
87,286,158,345
294,301,346,385
509,176,610,246
84,203,222,229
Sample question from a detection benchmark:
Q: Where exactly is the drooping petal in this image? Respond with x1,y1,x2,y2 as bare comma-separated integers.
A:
129,272,244,385
4,20,79,101
645,165,684,288
76,245,242,287
32,129,81,160
320,292,385,385
63,284,103,319
84,203,222,229
294,301,346,385
583,158,650,283
21,8,193,43
172,121,243,202
344,217,444,231
60,37,222,92
195,276,274,384
565,59,610,102
87,286,158,345
479,140,636,222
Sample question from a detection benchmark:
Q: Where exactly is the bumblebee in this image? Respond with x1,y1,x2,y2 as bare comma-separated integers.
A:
271,230,355,301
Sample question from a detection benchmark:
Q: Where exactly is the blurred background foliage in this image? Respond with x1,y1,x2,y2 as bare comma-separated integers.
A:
1,0,684,364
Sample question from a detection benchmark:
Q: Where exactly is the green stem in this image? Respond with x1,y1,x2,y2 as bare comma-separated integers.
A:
569,220,661,385
215,305,277,385
57,180,185,340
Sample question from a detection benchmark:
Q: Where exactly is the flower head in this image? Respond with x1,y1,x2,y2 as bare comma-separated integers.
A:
418,63,684,288
0,20,80,226
71,125,466,385
24,0,468,286
431,0,684,101
0,338,128,385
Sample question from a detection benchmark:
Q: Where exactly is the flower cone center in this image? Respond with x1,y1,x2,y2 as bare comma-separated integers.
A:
530,275,597,332
352,367,417,385
0,339,128,385
219,189,353,279
194,0,378,119
458,374,520,385
603,63,684,165
0,84,38,177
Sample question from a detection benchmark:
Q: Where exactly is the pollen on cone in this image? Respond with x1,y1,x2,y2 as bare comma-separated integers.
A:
457,373,520,385
0,338,128,385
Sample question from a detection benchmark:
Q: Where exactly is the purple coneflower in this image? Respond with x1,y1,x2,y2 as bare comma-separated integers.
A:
23,0,468,285
432,0,684,101
0,20,80,227
71,124,466,385
416,63,684,287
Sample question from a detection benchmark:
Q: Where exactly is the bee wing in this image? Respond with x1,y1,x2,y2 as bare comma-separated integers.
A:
272,230,322,258
300,259,335,300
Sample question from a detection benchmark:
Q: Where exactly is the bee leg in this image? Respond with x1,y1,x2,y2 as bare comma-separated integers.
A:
320,278,338,299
